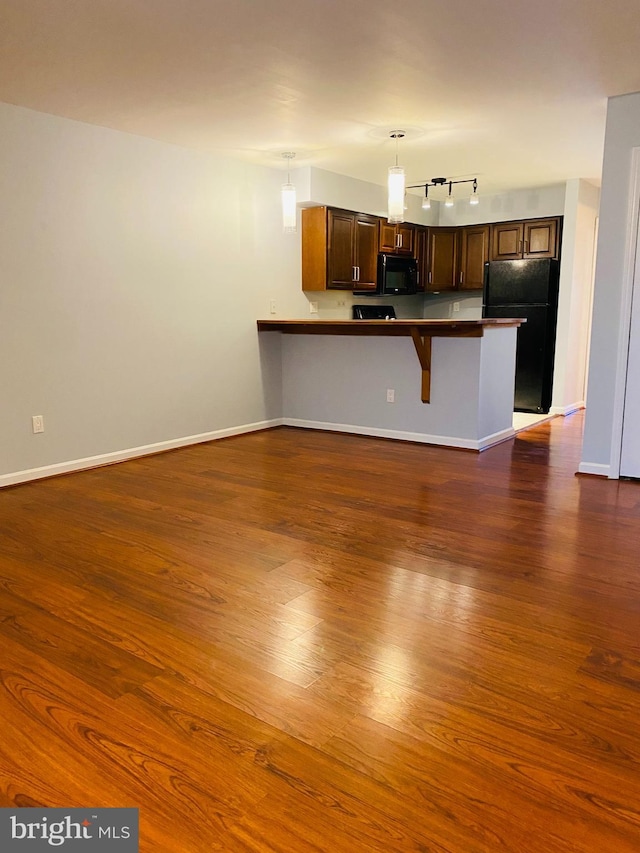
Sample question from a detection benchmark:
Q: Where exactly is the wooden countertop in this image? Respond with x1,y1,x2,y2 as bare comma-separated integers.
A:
257,318,523,337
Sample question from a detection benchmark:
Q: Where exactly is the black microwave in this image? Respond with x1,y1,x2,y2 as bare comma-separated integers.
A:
354,253,418,296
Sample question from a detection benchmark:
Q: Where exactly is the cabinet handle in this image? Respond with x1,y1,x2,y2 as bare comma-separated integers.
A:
355,266,360,282
524,240,529,254
352,266,357,281
459,271,463,285
518,240,523,254
399,234,403,248
428,271,432,284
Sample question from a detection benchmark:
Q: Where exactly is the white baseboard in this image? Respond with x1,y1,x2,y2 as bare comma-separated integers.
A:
549,401,585,416
479,427,517,450
0,418,284,488
283,418,515,452
577,461,610,477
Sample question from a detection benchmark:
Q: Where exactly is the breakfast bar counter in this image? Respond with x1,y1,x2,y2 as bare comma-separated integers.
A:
257,318,524,451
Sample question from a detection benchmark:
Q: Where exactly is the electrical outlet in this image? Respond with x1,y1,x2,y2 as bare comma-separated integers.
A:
453,301,460,313
32,415,44,434
337,299,346,307
386,389,395,403
269,299,277,315
309,301,319,314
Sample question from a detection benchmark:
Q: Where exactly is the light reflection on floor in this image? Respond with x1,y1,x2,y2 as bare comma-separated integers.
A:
513,412,556,433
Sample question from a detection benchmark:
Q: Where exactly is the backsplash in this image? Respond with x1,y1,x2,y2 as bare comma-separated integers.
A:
304,291,482,320
422,292,483,319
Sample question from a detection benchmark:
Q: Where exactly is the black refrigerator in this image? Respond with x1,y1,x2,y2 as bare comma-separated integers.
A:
482,259,559,414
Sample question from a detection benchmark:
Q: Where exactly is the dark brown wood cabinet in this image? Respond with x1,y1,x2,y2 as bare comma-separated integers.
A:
414,226,429,292
524,218,558,259
427,228,459,291
490,218,560,261
459,225,490,290
353,215,379,290
302,207,379,291
379,222,415,255
302,207,562,293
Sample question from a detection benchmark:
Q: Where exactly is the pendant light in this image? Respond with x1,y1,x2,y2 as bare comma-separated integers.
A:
470,178,480,205
387,131,406,224
421,186,431,210
444,181,454,208
281,152,297,233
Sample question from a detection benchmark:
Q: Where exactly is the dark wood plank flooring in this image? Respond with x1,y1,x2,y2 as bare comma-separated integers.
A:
2,413,640,851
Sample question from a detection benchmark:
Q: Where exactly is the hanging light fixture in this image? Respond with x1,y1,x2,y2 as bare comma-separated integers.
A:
444,181,455,208
408,175,480,208
281,152,297,233
387,131,406,224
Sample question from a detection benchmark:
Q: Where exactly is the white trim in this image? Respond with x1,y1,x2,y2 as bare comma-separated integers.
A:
549,401,585,416
283,418,515,451
0,419,284,488
609,146,640,479
578,461,610,477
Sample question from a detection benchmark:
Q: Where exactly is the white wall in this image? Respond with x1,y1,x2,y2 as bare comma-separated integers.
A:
581,91,640,475
438,183,566,227
0,102,307,485
298,165,439,225
552,179,599,414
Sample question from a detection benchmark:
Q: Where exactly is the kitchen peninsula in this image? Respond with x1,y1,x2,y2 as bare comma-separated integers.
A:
258,318,523,451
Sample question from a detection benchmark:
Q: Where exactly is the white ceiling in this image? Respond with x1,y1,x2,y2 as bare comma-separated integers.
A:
1,0,640,196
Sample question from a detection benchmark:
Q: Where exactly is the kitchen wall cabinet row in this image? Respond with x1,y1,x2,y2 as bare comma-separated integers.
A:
301,207,562,293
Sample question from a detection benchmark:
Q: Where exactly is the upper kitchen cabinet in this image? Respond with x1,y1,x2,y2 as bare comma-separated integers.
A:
459,225,490,290
414,226,429,292
379,222,415,255
523,219,559,259
490,218,561,261
427,228,459,291
302,207,379,291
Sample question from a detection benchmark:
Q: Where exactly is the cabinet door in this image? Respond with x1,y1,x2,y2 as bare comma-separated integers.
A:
379,222,397,253
396,224,415,255
328,210,356,289
428,228,458,291
414,226,429,292
490,222,524,260
354,215,379,291
460,225,490,290
523,219,558,259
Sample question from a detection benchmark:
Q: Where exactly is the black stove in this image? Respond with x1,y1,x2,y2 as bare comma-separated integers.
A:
352,305,396,320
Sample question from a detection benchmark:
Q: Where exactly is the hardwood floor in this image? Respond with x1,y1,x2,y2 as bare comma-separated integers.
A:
1,412,640,851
